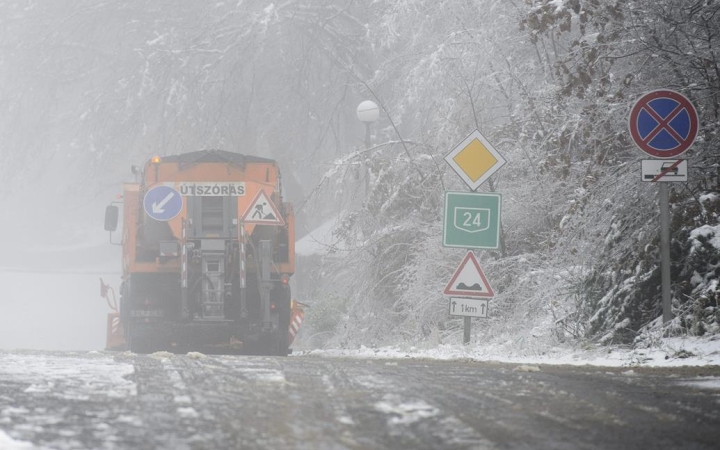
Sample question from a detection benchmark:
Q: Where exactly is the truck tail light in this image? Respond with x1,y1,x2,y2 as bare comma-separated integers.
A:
281,274,289,286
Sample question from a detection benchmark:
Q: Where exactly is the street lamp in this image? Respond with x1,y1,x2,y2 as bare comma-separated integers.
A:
356,100,379,198
356,100,379,149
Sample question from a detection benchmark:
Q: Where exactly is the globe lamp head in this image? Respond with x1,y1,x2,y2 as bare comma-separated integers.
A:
356,100,379,123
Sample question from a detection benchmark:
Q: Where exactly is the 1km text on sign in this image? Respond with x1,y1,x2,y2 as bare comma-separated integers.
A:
449,298,489,318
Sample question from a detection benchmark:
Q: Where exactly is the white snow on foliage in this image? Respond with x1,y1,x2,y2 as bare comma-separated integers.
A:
689,224,720,254
548,0,565,13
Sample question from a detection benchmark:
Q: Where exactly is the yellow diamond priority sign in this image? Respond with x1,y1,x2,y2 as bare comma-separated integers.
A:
445,130,506,191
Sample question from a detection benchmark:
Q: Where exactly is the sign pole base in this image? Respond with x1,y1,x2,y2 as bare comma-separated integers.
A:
463,317,471,345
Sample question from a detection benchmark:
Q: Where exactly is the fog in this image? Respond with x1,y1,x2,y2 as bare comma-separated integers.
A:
2,1,719,352
0,1,354,351
0,272,113,350
0,183,118,350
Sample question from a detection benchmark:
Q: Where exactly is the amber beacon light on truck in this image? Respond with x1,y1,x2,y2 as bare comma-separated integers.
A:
100,150,305,355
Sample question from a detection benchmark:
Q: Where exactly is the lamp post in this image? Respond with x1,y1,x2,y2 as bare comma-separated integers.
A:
356,100,379,149
356,101,379,198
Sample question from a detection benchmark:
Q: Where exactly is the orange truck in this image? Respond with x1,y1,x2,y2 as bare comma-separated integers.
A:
103,150,297,355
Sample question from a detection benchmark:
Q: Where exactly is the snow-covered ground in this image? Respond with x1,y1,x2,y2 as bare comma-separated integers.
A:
0,337,720,450
2,348,716,449
301,334,720,369
0,352,136,450
0,430,34,450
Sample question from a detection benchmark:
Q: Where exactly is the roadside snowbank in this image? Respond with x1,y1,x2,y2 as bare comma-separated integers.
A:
301,335,720,368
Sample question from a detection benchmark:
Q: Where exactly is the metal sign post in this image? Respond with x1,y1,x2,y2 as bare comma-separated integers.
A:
629,89,699,323
660,184,672,323
464,317,471,345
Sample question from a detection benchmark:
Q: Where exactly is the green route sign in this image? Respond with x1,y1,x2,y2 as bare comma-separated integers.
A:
443,191,501,249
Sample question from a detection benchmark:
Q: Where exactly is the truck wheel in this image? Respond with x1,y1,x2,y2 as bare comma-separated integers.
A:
128,336,148,354
276,287,291,356
126,323,151,354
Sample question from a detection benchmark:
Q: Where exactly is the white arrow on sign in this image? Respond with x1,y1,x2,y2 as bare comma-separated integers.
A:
152,192,175,214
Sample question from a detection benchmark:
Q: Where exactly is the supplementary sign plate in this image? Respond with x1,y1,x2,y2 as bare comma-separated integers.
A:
443,251,495,298
641,160,687,182
449,297,489,318
445,130,506,191
241,190,285,226
629,90,698,158
178,182,245,196
144,185,183,221
443,191,501,249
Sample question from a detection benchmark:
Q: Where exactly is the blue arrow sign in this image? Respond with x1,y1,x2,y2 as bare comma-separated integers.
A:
143,185,183,221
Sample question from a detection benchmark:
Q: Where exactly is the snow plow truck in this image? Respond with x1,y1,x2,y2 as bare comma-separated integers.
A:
102,149,301,355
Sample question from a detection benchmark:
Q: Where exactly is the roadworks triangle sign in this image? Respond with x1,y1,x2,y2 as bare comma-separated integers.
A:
241,190,285,226
443,251,494,298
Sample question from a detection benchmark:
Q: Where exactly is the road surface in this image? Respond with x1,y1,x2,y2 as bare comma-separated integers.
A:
0,350,718,449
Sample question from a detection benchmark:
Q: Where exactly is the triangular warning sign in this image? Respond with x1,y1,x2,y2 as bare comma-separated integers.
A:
241,190,285,226
443,251,494,298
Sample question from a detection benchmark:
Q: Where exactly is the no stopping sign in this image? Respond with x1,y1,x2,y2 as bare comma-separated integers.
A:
628,90,699,158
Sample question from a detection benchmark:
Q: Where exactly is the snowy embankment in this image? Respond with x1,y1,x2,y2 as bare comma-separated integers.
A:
301,335,720,368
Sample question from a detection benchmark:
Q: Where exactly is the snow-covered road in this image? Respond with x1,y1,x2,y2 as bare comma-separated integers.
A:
0,350,718,449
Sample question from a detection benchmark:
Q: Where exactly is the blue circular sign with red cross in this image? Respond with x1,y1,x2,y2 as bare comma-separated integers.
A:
629,89,698,158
